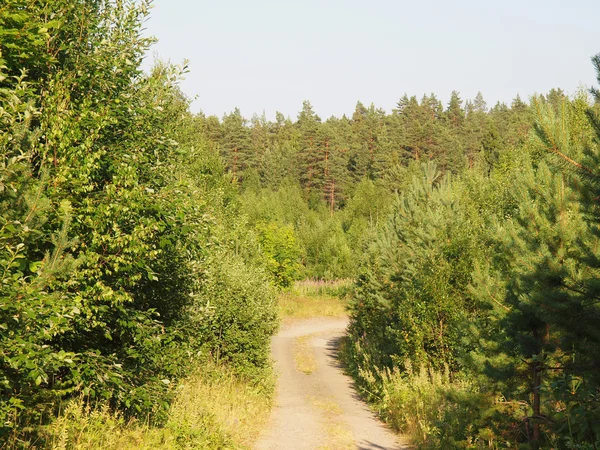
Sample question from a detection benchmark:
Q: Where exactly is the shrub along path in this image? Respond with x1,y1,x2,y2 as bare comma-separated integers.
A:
255,317,410,450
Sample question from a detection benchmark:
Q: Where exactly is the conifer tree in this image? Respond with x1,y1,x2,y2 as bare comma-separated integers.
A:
399,95,430,161
221,108,250,182
472,91,487,113
489,92,600,448
446,90,465,128
322,118,352,211
296,101,324,193
250,113,269,172
463,92,488,168
481,122,502,174
507,95,533,147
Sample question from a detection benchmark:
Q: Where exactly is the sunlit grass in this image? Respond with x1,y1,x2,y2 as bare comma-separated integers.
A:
293,334,318,374
309,396,354,450
9,363,274,450
279,293,348,321
291,279,354,298
278,279,352,321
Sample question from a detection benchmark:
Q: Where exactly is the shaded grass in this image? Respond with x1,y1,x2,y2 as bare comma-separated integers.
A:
339,337,509,450
373,363,503,449
7,363,274,450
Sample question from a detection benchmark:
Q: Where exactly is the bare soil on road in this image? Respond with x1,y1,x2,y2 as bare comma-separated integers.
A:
255,317,411,450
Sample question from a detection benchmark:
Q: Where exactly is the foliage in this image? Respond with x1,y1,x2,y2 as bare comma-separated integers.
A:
5,2,600,448
6,362,273,450
346,162,491,372
0,0,278,444
195,88,533,210
240,182,358,280
342,70,600,449
195,252,278,371
255,221,302,288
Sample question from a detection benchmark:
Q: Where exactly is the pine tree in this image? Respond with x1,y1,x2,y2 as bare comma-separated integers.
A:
481,122,502,174
349,102,384,180
221,108,250,182
446,90,465,128
472,91,487,113
507,95,533,147
249,113,269,175
296,100,324,194
462,92,488,168
491,92,600,448
322,118,352,211
399,95,433,161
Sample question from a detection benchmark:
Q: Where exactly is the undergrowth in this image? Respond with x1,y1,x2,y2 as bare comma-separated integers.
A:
278,279,351,321
4,362,274,450
340,338,521,450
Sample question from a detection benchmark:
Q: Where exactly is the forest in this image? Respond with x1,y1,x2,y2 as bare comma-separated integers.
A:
1,0,600,449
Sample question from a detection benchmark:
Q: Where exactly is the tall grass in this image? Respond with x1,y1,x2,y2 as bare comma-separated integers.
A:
291,279,354,298
340,338,516,450
278,279,352,321
4,363,273,450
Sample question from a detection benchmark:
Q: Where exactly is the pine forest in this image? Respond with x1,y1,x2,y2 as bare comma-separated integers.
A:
1,1,599,449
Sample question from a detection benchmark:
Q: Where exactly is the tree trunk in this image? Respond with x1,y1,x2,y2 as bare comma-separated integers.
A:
329,179,335,215
531,324,549,449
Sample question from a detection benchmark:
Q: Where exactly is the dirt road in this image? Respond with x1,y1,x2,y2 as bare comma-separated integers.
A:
255,317,410,450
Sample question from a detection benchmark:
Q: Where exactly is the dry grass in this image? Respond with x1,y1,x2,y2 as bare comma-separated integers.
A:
278,279,352,322
16,363,274,450
293,334,318,374
309,396,354,450
278,293,348,321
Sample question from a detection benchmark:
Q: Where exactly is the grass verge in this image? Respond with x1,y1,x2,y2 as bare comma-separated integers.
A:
339,337,507,449
7,363,274,450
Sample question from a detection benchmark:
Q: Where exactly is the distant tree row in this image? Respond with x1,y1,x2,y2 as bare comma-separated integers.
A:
193,89,570,210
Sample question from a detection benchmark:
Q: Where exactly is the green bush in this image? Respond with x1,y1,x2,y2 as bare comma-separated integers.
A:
0,0,278,442
197,253,278,371
256,221,302,288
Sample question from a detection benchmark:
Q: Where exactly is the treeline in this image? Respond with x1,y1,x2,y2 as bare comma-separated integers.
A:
191,86,562,283
192,87,556,210
1,0,277,446
340,74,600,447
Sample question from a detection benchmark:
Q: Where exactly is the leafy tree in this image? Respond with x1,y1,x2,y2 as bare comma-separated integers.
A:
0,1,279,440
256,222,302,288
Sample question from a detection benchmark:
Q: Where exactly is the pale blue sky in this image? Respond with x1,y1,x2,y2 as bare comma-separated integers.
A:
143,0,599,120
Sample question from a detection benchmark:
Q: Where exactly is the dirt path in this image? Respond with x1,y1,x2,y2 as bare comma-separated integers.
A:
255,317,411,450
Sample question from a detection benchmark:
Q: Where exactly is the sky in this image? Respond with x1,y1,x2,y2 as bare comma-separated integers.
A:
142,0,600,120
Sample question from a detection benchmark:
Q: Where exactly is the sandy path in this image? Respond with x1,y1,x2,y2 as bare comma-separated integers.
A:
255,317,410,450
